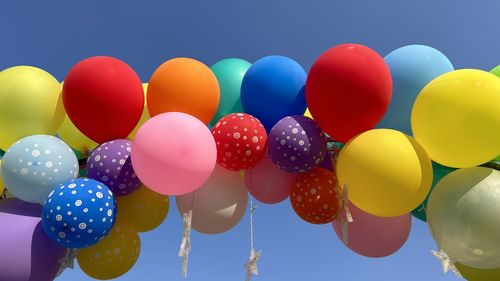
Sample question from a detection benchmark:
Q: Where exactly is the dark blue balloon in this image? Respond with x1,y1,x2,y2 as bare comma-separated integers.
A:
241,55,307,131
41,178,116,248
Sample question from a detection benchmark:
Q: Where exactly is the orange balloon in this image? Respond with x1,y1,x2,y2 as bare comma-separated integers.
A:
147,58,220,124
290,168,341,224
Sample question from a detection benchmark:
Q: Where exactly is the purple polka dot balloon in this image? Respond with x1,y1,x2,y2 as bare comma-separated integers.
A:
86,139,141,196
268,115,327,173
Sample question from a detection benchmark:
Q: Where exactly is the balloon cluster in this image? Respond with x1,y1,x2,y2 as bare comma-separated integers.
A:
0,43,499,281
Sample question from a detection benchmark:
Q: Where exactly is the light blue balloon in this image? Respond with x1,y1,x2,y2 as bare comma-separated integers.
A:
2,135,79,204
378,45,454,135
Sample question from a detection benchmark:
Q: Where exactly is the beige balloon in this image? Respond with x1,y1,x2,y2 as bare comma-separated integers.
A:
176,164,248,234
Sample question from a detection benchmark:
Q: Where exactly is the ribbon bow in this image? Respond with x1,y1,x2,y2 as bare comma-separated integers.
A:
56,248,80,278
179,210,193,278
431,249,463,278
245,248,262,281
339,182,353,244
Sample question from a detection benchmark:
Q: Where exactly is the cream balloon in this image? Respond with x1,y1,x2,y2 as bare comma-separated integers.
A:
176,164,248,234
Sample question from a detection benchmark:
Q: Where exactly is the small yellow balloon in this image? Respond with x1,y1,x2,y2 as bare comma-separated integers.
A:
127,84,150,140
304,108,313,119
58,115,98,153
77,220,140,280
456,263,500,281
336,129,432,217
411,69,500,168
0,66,65,150
116,185,169,232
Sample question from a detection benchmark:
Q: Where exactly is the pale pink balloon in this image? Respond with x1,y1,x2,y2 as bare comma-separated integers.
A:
333,201,411,258
131,112,217,195
244,154,293,204
176,164,248,234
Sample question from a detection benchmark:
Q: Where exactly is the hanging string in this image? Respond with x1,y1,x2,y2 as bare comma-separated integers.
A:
245,195,261,281
179,192,195,278
340,182,353,244
56,248,80,278
431,249,463,278
0,188,7,200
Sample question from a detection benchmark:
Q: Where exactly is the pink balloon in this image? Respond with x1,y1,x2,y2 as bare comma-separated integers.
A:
244,154,293,204
176,164,248,234
332,201,411,258
131,112,217,195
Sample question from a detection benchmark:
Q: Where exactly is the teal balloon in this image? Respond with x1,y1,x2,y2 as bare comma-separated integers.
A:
1,135,79,204
411,162,455,221
427,167,500,269
378,45,454,135
209,58,251,126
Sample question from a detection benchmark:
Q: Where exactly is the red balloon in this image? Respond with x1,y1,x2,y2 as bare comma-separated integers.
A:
63,56,144,143
290,167,341,224
305,44,392,143
212,113,267,171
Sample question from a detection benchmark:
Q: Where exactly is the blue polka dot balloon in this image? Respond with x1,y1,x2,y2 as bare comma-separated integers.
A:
41,178,117,248
1,135,79,204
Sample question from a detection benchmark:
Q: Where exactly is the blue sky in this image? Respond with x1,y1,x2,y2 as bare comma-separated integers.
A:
2,1,500,280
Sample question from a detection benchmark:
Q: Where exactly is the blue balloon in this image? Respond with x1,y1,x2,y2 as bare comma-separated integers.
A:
41,178,116,248
241,55,307,131
2,135,79,204
378,45,454,135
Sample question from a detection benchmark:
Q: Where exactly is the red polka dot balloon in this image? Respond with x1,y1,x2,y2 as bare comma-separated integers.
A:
290,167,341,224
212,113,267,171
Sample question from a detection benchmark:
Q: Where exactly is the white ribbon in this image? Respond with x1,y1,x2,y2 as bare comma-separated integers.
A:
431,249,463,278
56,248,80,278
179,210,193,278
245,196,261,281
339,182,353,245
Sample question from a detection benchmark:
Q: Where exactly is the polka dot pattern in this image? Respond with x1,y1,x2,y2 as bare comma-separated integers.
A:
290,168,340,224
269,115,327,173
212,113,267,171
1,135,79,204
41,178,116,248
77,220,140,280
87,139,141,196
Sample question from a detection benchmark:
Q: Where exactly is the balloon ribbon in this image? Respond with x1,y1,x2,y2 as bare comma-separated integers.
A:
0,188,7,200
245,196,261,281
339,182,353,244
179,209,193,278
431,249,463,278
56,248,80,278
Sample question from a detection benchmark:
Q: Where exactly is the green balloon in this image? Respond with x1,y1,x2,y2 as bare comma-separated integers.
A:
427,167,500,269
209,58,251,126
411,162,455,221
490,65,500,77
456,263,500,281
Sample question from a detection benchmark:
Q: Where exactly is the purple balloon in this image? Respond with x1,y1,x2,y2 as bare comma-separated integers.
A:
319,151,334,171
268,115,327,173
86,139,141,196
0,199,65,281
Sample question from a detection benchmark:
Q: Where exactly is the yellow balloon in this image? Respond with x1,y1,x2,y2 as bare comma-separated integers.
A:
77,220,140,280
456,263,500,281
58,115,98,153
411,69,500,168
116,185,169,232
336,129,432,217
0,66,65,150
304,108,313,119
127,84,150,140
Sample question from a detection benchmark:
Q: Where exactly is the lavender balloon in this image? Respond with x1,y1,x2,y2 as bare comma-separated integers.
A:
0,198,65,281
86,139,141,196
268,115,327,173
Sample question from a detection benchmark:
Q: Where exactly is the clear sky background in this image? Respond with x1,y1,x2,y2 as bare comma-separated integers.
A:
2,1,499,280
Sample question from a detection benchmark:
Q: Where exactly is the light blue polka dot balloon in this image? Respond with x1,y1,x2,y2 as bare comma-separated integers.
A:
2,135,79,203
41,178,116,248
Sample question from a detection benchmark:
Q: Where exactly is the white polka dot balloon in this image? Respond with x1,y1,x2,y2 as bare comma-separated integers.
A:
86,139,141,196
268,115,327,173
1,135,79,203
41,178,116,248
